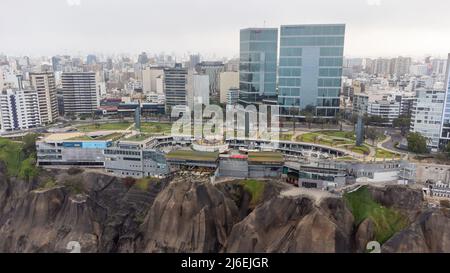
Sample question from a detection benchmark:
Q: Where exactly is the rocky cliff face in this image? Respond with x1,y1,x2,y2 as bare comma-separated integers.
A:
139,177,239,253
224,196,354,253
0,164,449,253
382,209,450,253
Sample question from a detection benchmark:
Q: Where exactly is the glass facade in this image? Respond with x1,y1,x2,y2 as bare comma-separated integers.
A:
278,24,345,117
239,28,278,104
440,55,450,140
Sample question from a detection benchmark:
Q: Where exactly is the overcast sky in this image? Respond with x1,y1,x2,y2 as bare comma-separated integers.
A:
1,0,449,59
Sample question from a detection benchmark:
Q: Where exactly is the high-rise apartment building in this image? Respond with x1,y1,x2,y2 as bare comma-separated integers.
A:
61,72,99,115
239,28,278,104
164,64,188,113
29,72,58,124
278,24,345,117
0,88,41,132
390,57,412,76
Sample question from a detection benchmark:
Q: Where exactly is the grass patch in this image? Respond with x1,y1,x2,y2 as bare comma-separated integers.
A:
344,186,409,244
125,134,151,142
0,138,38,179
40,179,57,189
280,133,293,141
297,132,320,143
320,130,356,140
376,148,400,159
240,179,266,206
140,122,172,135
76,122,131,132
134,177,161,191
62,179,86,194
337,156,356,161
166,150,219,161
248,151,284,163
351,145,370,155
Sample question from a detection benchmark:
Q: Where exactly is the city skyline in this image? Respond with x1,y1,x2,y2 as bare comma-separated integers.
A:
1,0,450,59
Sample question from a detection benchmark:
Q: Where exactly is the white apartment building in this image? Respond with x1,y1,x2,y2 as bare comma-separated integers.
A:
219,71,239,104
226,88,239,105
410,89,445,151
142,67,164,94
29,72,58,124
367,100,400,123
0,88,41,132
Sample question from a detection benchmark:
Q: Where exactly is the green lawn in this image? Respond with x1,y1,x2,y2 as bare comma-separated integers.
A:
344,186,409,243
320,130,356,140
140,122,172,135
0,138,38,179
76,122,131,132
376,148,400,159
240,179,266,206
248,151,284,163
297,131,355,147
297,133,320,143
166,150,219,161
125,134,151,142
351,145,370,155
280,133,293,141
337,156,356,161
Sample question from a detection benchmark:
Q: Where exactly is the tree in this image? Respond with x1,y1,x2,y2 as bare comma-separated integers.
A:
407,132,428,154
22,133,38,158
305,112,314,129
393,115,411,136
290,107,300,132
301,105,315,129
365,127,378,145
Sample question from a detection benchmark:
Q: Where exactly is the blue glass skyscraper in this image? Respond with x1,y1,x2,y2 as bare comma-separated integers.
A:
439,54,450,142
278,24,345,117
239,28,278,104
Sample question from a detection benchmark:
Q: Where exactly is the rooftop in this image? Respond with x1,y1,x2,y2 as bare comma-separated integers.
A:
166,150,219,162
248,151,284,163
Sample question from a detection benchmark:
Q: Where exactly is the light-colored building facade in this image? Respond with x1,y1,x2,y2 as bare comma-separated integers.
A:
0,88,41,132
219,71,239,104
104,142,168,178
227,88,240,105
411,89,445,150
142,67,164,94
29,72,58,124
61,72,99,115
367,100,400,123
